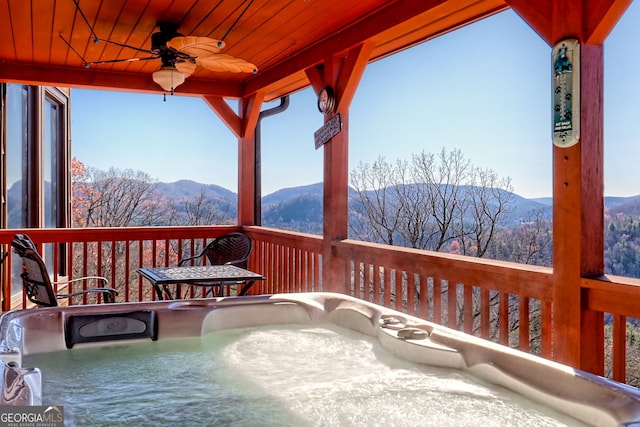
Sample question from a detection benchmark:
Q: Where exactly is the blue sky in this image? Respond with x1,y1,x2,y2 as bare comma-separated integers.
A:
72,4,640,199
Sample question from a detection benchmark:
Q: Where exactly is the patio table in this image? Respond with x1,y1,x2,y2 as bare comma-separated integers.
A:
137,265,265,300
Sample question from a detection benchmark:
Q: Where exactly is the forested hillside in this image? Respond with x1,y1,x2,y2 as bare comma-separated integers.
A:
61,157,640,275
604,196,640,277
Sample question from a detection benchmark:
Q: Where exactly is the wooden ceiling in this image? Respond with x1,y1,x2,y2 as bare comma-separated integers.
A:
0,0,508,101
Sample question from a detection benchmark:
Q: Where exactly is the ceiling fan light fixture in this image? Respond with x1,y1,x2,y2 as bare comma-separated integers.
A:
152,66,185,92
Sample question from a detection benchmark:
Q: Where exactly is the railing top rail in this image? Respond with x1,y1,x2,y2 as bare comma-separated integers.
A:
0,226,241,245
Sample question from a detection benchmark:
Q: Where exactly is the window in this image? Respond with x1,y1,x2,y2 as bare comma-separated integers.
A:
2,84,70,287
5,84,28,229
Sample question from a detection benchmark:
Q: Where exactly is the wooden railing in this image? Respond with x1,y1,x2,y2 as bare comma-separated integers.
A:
333,239,555,357
1,226,640,385
244,227,324,294
0,226,240,308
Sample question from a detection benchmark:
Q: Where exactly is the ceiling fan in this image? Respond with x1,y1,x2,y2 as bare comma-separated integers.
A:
63,0,257,95
83,22,257,93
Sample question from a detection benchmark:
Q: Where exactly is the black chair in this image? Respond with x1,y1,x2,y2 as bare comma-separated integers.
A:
178,232,252,269
11,234,117,307
178,232,252,296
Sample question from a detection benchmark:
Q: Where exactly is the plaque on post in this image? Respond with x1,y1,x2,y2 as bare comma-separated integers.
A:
314,113,342,149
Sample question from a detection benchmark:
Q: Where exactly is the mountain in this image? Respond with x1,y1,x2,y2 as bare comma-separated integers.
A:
144,181,640,230
606,195,640,216
263,183,324,205
13,176,640,231
157,180,236,202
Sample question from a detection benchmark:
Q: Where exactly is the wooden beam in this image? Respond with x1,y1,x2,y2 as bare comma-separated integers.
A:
506,0,630,45
0,62,243,97
203,90,264,140
304,65,325,95
203,96,242,139
504,0,552,43
239,90,266,140
335,42,375,112
584,0,633,44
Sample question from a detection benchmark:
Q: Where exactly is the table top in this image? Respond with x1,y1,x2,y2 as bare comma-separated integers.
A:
138,265,264,285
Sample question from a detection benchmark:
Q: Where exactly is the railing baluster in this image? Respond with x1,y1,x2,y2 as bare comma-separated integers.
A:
447,281,458,329
463,284,473,334
519,296,530,352
481,288,490,339
613,314,627,383
433,277,442,325
499,292,509,345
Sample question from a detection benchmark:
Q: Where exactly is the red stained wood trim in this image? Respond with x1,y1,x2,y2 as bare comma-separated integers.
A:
333,239,553,299
433,277,442,325
239,91,265,139
481,288,490,339
506,0,630,45
203,95,242,138
581,307,605,375
0,63,243,97
463,284,473,334
394,270,402,312
499,292,509,345
383,266,391,307
584,0,633,44
304,65,325,95
541,300,553,358
364,261,372,303
582,276,640,316
234,91,263,224
552,42,605,369
245,0,448,96
612,314,627,383
419,274,428,319
335,42,374,112
448,282,457,329
504,0,552,43
519,296,530,352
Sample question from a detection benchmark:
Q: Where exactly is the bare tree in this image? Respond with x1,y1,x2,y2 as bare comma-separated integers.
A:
73,166,170,227
485,208,552,266
457,167,514,257
349,147,513,256
350,157,403,245
180,188,233,226
411,148,471,251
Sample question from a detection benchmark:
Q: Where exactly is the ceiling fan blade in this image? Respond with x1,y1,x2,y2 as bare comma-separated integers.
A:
197,54,257,73
167,36,225,58
85,56,159,66
175,60,197,77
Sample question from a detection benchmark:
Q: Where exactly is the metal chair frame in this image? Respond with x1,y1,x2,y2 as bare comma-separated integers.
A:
11,234,117,307
177,232,252,297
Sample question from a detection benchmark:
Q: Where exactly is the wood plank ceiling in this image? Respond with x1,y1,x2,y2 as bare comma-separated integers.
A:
0,0,508,101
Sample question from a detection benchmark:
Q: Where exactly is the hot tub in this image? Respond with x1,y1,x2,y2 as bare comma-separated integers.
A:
1,292,639,426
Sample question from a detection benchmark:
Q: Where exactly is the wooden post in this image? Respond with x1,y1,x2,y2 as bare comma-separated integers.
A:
505,0,629,369
203,92,264,226
306,42,373,294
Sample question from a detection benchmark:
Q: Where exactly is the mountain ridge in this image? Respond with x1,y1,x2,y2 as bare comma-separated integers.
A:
154,180,640,227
